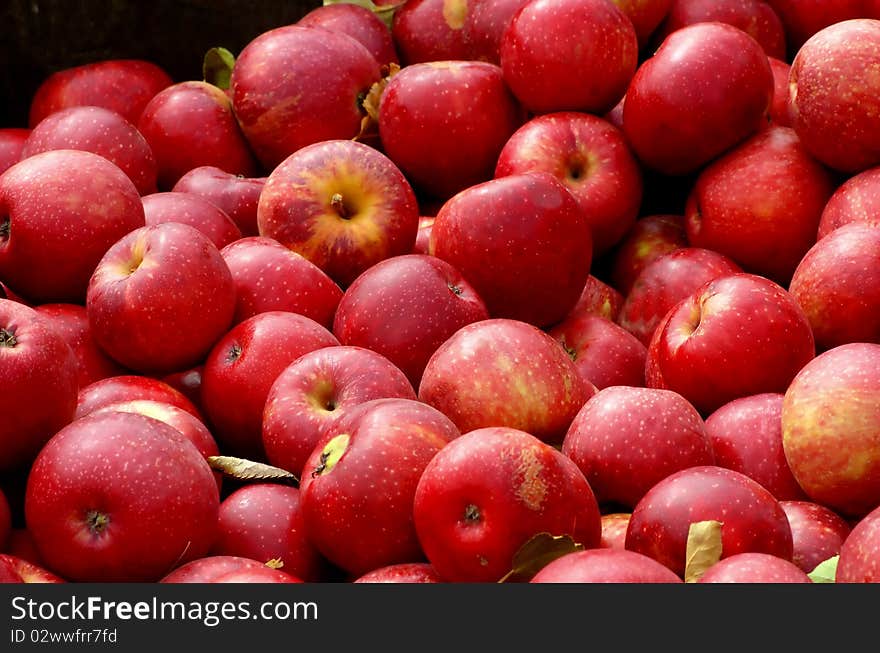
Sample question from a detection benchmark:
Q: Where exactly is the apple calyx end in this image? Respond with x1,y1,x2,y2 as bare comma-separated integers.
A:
226,343,243,363
463,503,481,523
0,216,9,241
310,433,351,478
447,282,463,297
0,327,17,348
85,510,111,536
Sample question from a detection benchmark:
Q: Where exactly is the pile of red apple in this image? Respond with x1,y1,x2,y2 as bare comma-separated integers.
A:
2,0,880,586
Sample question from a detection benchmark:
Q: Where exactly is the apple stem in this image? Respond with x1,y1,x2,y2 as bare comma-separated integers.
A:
330,193,352,220
0,328,17,348
85,510,110,535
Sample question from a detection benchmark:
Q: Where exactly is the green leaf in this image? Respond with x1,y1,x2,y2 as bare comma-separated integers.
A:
203,47,236,90
207,455,298,485
323,0,406,30
684,520,723,583
497,533,584,583
808,555,839,583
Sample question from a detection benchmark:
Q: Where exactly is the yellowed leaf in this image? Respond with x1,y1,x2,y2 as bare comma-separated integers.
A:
355,62,401,143
497,533,584,583
684,520,723,583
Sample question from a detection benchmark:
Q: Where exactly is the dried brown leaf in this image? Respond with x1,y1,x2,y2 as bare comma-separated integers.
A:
207,456,298,485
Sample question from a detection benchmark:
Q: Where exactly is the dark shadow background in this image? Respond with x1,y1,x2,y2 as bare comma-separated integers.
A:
0,0,323,127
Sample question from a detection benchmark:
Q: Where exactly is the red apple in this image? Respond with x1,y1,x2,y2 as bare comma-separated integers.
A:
90,399,220,472
645,273,815,416
563,386,714,508
413,426,602,583
25,410,219,582
298,3,399,67
172,167,266,238
837,504,880,583
625,465,794,577
0,555,66,583
212,483,325,582
781,343,880,518
377,60,523,200
412,216,434,255
501,0,638,115
86,222,236,375
609,214,688,297
564,275,625,323
780,500,851,573
28,59,172,128
618,247,742,346
21,105,157,195
201,311,339,459
789,19,880,173
549,314,647,390
623,22,773,175
609,0,674,48
75,374,202,421
768,57,793,128
531,549,683,583
654,0,787,59
262,345,416,479
159,366,204,415
34,303,128,387
353,562,443,583
391,0,470,65
684,126,835,285
300,397,460,576
138,81,258,189
257,139,419,288
230,25,382,171
0,149,145,303
495,111,643,256
419,319,592,444
142,191,242,250
765,0,865,53
0,299,78,472
789,223,880,351
705,393,807,501
332,254,489,386
818,167,880,239
463,0,531,64
697,553,811,583
160,556,301,583
601,513,631,549
220,236,343,329
0,128,29,175
429,173,592,327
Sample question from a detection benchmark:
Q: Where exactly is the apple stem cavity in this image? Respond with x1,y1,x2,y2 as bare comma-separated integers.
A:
85,510,111,536
0,328,17,348
330,193,353,220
